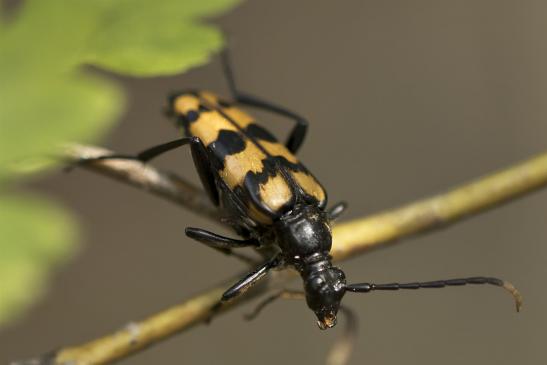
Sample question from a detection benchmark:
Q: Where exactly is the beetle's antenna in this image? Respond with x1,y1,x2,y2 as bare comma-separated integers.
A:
346,276,523,312
220,49,238,96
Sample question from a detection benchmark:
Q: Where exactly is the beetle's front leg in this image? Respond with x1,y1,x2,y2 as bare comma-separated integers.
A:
204,255,281,324
221,255,281,301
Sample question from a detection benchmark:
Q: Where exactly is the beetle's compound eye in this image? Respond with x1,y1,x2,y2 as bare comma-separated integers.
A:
312,277,324,287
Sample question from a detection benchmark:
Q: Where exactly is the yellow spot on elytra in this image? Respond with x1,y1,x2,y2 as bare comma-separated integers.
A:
260,140,299,163
199,91,219,105
291,171,326,203
189,111,239,146
259,174,292,212
221,141,266,189
174,95,199,114
222,107,254,128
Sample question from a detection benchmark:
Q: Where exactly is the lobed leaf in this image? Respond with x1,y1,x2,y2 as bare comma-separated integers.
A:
0,0,240,326
0,195,77,326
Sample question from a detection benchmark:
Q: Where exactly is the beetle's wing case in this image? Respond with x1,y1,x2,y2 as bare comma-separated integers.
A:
171,91,327,225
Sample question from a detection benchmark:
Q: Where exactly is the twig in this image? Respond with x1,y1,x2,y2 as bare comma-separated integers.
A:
331,152,547,259
14,146,547,365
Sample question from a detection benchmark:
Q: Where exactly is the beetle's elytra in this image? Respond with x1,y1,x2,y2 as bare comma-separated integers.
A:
169,90,327,225
82,51,521,329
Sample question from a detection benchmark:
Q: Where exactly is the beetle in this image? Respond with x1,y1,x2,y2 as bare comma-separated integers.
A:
81,52,521,329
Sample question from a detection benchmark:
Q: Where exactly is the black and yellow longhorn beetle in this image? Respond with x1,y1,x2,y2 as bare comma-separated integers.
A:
82,52,521,329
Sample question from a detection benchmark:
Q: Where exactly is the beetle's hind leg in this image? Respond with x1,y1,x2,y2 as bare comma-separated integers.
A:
68,137,220,205
220,50,308,154
65,137,195,176
69,137,195,166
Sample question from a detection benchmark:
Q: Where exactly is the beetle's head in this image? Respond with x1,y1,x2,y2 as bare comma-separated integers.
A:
303,265,346,330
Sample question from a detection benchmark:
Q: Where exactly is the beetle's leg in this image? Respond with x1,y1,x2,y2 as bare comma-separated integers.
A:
327,201,348,221
65,138,192,173
185,227,259,265
204,257,280,323
185,227,259,248
221,255,281,302
346,277,523,312
244,290,305,321
75,137,194,163
186,137,220,205
220,50,308,154
74,137,220,205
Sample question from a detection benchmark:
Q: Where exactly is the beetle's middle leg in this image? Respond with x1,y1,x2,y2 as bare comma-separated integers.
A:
327,201,349,221
220,50,308,154
185,227,259,265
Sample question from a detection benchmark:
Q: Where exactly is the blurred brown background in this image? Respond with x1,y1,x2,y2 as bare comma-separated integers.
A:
2,0,547,364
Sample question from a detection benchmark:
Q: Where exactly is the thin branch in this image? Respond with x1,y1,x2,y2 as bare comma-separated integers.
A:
331,152,547,259
15,146,547,365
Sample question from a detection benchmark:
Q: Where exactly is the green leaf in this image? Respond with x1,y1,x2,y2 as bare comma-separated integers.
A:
0,195,77,326
83,0,240,76
0,0,239,326
86,23,223,77
0,1,126,179
0,74,124,181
